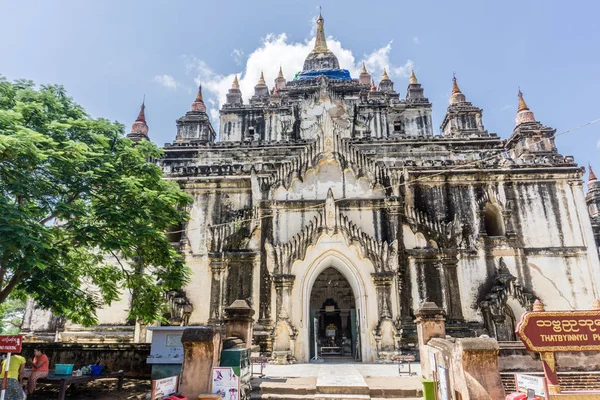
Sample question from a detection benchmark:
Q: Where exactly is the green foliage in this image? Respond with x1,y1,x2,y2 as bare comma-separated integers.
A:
0,76,192,325
0,297,25,334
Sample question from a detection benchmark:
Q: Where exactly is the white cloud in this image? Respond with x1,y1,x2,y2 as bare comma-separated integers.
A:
413,36,420,45
185,33,413,117
153,74,179,89
231,49,244,65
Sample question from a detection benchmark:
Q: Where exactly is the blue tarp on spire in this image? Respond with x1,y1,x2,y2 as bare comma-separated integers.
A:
294,68,352,81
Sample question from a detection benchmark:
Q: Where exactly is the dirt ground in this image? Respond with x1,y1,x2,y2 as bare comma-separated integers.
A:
28,378,151,400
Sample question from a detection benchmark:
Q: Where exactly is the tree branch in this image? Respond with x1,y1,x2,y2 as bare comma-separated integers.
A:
109,250,134,297
39,193,79,226
0,272,25,304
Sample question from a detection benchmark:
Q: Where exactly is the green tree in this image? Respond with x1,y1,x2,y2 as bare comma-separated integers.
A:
0,297,25,334
0,77,192,326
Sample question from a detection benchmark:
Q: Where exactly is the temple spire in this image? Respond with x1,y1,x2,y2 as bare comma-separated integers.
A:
515,88,535,125
449,74,466,104
232,75,240,90
381,68,390,81
128,100,149,140
517,88,529,112
278,66,284,79
191,84,207,112
135,101,146,123
590,164,598,182
359,62,371,85
452,74,462,94
258,71,266,86
313,9,328,53
370,79,377,92
409,69,418,84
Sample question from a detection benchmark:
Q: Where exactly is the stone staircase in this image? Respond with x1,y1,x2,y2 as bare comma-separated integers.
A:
250,365,423,400
501,372,600,392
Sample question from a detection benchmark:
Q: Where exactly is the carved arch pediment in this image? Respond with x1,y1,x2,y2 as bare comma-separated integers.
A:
479,257,534,340
269,189,398,275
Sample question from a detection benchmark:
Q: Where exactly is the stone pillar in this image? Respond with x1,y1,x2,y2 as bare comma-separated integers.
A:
258,205,274,326
224,299,255,348
415,302,446,375
411,251,444,308
209,260,227,325
272,274,294,320
439,251,464,321
371,272,394,319
180,327,222,399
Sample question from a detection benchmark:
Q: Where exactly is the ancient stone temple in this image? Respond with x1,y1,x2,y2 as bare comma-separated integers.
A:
22,12,600,363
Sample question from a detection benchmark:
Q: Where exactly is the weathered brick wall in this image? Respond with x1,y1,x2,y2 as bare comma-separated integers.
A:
22,342,151,378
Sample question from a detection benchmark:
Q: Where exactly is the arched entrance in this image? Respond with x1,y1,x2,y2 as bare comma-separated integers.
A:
293,246,375,362
309,267,359,360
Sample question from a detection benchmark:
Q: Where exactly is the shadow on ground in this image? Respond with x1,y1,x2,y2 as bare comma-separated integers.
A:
28,379,151,400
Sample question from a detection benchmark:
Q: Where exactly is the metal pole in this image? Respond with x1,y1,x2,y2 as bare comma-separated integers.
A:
0,352,12,400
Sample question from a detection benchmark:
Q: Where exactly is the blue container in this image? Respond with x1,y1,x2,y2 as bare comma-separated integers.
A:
90,365,102,376
55,364,74,375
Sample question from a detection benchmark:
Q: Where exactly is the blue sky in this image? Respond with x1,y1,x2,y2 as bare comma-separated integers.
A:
1,0,599,177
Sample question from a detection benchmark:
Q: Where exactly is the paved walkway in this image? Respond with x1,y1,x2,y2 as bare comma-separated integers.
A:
254,362,423,399
263,361,422,378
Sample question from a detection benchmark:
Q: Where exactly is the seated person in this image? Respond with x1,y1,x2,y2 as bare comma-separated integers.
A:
23,348,49,395
1,353,26,400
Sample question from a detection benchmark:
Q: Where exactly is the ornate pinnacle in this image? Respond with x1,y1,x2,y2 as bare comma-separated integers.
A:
517,88,530,112
361,62,368,74
381,68,390,81
278,66,284,79
135,101,146,123
257,71,266,85
313,9,328,53
532,299,545,312
370,79,377,92
590,164,598,182
130,100,149,137
232,75,240,90
452,74,462,94
409,69,418,84
191,84,207,112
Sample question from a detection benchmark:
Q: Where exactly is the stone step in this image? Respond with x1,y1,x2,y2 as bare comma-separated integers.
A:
314,394,371,400
251,378,317,396
316,365,370,396
250,394,316,400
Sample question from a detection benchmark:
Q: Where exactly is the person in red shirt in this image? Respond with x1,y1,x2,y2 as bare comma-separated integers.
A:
23,348,49,394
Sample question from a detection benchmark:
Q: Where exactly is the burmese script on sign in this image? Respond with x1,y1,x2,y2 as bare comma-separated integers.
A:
516,310,600,352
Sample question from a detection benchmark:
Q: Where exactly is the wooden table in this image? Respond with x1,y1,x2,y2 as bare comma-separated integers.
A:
37,370,124,400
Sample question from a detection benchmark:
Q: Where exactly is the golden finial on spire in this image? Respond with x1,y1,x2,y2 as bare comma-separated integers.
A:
278,66,284,79
313,8,328,53
452,74,462,94
590,164,598,182
381,68,390,81
232,75,240,90
258,71,266,85
517,88,530,112
361,62,368,74
409,69,418,84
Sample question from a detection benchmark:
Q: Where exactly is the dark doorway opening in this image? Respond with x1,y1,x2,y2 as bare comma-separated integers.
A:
309,267,360,361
